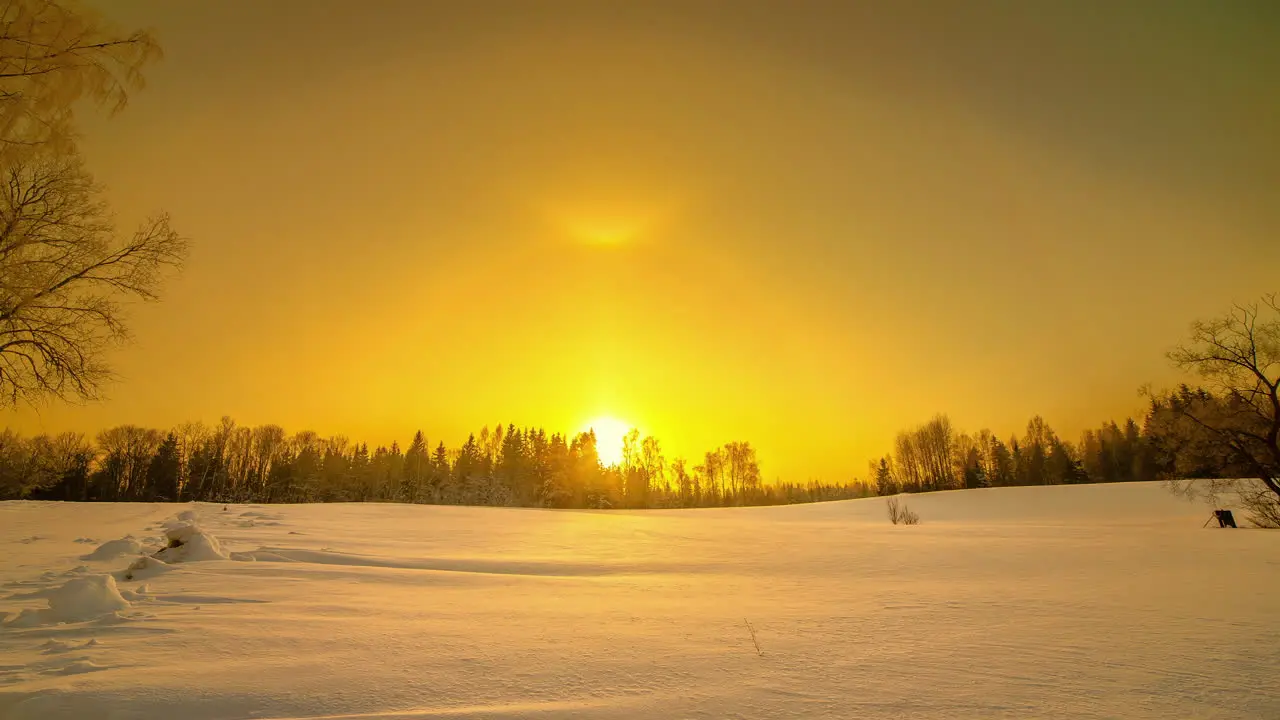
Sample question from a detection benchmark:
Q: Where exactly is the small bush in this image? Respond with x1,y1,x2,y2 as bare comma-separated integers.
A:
886,496,920,525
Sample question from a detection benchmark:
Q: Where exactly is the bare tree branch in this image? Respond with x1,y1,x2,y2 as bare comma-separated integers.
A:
0,2,182,405
0,1,161,161
1156,295,1280,508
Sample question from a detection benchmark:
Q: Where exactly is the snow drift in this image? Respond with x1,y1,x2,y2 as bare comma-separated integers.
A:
115,555,173,582
78,537,142,562
3,574,131,627
153,522,228,563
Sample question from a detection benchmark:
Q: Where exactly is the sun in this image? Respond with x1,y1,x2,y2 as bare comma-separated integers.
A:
584,416,632,467
564,216,645,246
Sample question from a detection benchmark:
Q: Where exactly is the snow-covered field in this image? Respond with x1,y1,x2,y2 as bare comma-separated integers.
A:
1,482,1276,719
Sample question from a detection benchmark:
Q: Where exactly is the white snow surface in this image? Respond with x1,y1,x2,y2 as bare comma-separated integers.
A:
0,482,1276,719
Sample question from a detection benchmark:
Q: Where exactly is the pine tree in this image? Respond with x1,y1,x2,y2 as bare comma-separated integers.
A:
146,434,182,501
1046,439,1084,484
1020,417,1055,485
873,457,897,495
429,441,451,503
499,424,526,501
402,431,428,503
962,446,988,489
454,434,483,504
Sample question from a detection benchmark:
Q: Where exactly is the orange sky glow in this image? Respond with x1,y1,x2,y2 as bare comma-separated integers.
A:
4,0,1278,481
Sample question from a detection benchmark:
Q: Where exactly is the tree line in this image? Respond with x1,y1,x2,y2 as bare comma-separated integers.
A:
869,412,1161,495
0,384,1244,512
863,291,1280,529
0,420,866,508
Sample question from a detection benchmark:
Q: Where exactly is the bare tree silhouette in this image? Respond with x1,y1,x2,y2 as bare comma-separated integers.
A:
0,1,184,404
0,1,160,161
1155,294,1280,525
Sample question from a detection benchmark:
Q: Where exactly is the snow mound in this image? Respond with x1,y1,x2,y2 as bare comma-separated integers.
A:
115,556,174,582
41,638,99,654
44,659,108,675
4,575,131,627
45,575,131,620
80,537,142,562
153,523,229,563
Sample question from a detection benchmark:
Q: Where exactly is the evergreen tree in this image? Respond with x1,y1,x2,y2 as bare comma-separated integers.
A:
1046,439,1084,484
1019,417,1055,485
146,434,181,501
962,447,988,489
402,431,428,503
873,457,897,495
987,435,1014,487
499,424,527,501
429,441,451,503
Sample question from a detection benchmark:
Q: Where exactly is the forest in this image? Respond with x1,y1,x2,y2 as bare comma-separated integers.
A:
868,386,1258,497
869,413,1158,494
0,421,863,508
0,385,1238,509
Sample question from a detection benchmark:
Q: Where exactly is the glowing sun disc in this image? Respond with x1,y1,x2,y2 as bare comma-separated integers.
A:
584,416,631,467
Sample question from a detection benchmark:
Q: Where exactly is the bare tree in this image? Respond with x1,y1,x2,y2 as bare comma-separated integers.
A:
1,1,161,161
0,426,91,498
95,423,161,499
888,414,956,492
1158,294,1280,526
894,430,923,492
0,1,184,405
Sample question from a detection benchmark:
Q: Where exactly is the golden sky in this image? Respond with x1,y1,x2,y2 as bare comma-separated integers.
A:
5,0,1279,481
